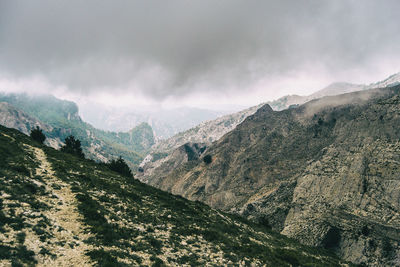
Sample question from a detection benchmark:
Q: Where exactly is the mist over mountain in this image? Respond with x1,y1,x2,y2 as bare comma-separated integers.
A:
268,72,400,111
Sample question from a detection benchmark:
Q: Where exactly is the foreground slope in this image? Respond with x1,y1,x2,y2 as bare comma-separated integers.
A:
146,86,400,265
0,126,346,266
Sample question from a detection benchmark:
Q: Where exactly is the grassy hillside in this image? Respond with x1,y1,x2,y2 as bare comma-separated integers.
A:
0,125,347,266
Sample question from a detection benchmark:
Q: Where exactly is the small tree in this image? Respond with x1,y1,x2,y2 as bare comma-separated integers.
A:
203,154,212,164
108,156,132,177
61,135,85,158
30,126,46,144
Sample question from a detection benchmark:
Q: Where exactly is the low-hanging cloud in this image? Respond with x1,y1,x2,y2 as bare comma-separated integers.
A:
0,0,399,100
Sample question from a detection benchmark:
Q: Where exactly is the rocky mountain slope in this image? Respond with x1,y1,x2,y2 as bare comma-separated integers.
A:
139,85,400,266
0,93,155,168
0,125,347,266
139,82,364,183
144,73,400,168
0,102,62,149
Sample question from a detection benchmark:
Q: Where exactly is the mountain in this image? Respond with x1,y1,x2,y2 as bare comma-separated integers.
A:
139,82,365,181
0,102,62,149
0,125,347,266
141,73,400,180
138,104,263,179
150,104,263,153
80,104,228,139
0,93,154,168
138,83,365,182
145,73,400,158
138,85,400,265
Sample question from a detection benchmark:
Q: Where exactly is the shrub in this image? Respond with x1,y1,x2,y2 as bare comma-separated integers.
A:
108,156,132,177
321,226,341,249
361,225,370,236
61,135,85,158
203,154,212,164
30,126,46,144
382,238,394,258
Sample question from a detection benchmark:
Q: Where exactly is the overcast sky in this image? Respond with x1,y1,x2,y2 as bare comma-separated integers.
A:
0,0,399,109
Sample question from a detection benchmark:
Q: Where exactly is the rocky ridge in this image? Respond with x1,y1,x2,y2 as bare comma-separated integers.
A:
141,73,400,176
139,85,400,266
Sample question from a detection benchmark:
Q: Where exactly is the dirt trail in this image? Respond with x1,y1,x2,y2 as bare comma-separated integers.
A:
25,145,93,266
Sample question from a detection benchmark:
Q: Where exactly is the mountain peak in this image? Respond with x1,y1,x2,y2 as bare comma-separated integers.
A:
256,104,273,114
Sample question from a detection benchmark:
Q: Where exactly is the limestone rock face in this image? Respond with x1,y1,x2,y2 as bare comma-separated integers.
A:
145,86,400,265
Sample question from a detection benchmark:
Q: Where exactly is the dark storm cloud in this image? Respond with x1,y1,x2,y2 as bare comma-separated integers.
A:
0,0,399,99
